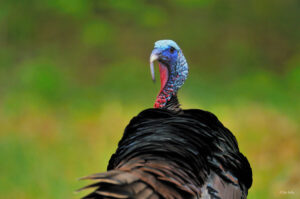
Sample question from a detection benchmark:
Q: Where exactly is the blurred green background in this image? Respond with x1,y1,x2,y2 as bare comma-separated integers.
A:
0,0,299,198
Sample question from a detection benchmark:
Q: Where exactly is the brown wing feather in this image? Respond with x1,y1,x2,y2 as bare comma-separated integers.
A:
79,156,197,199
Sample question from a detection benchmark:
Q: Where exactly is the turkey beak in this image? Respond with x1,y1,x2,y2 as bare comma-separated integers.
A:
150,49,161,82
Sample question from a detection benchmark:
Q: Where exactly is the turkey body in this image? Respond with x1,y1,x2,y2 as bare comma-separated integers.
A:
80,108,252,199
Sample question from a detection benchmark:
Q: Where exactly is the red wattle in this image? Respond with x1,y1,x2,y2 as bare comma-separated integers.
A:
159,63,168,93
154,63,169,108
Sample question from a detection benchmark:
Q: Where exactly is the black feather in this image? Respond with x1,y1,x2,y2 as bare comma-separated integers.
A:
80,108,252,198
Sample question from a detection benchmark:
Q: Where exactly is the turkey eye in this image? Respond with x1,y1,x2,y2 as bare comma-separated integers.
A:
169,47,175,53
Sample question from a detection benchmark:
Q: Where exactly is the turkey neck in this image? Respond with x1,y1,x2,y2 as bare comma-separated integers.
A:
154,50,188,113
154,76,179,112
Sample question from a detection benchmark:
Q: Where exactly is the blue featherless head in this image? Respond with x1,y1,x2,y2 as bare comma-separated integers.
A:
149,40,188,108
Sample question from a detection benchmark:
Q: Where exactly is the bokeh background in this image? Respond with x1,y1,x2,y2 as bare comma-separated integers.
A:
1,0,299,198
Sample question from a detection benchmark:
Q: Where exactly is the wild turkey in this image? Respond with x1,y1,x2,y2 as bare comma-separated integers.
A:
79,40,252,199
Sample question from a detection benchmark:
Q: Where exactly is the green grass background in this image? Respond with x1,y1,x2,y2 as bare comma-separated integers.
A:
0,0,299,198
